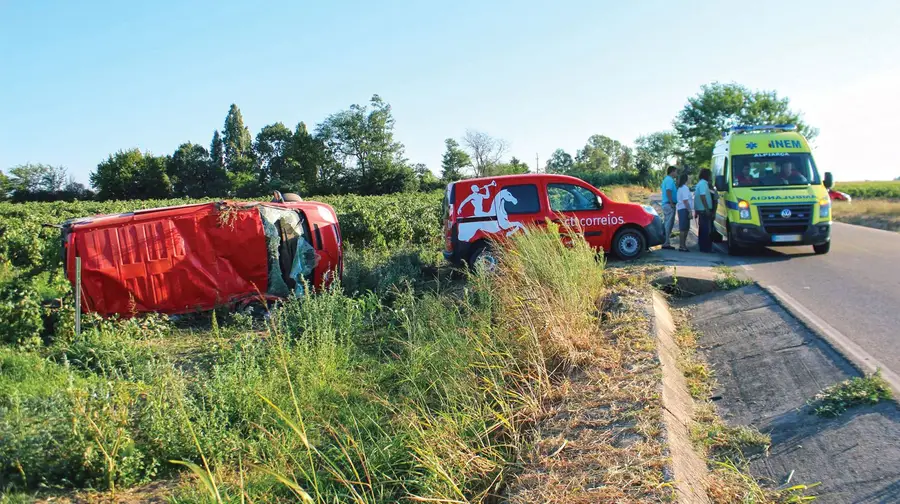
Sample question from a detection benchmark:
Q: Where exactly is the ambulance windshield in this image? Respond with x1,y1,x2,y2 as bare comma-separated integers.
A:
731,153,821,188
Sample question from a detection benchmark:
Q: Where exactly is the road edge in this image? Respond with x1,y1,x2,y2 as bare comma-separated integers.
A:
649,290,711,504
757,282,900,398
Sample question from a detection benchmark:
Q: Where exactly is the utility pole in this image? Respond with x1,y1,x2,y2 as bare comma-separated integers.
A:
536,153,540,173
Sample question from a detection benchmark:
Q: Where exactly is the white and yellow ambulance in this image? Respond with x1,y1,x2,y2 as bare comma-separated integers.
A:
711,124,833,255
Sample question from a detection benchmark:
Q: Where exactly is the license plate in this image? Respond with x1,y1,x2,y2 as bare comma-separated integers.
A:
772,234,802,243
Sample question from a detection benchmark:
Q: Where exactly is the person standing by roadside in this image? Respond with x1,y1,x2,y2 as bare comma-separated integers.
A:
694,168,714,253
676,173,692,252
660,166,678,250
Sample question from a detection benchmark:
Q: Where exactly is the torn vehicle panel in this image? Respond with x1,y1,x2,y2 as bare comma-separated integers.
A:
62,200,343,317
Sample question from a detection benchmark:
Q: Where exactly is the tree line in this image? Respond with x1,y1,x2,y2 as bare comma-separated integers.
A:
1,82,816,202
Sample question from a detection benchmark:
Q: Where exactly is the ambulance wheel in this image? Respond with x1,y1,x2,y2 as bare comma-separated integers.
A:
727,225,744,256
613,228,646,260
814,242,830,255
467,242,498,273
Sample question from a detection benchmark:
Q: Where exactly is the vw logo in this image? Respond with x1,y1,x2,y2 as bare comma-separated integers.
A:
781,209,792,218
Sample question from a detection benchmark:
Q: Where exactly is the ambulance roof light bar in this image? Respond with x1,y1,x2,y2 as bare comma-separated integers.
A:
723,124,797,138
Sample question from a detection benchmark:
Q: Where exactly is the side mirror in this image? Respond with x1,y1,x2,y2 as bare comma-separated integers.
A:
596,194,604,209
715,175,728,192
824,172,834,189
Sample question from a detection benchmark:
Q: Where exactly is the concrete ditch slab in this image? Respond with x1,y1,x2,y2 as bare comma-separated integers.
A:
678,285,900,504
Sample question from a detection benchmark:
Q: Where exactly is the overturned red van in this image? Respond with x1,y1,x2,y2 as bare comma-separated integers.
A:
442,174,665,267
62,199,343,317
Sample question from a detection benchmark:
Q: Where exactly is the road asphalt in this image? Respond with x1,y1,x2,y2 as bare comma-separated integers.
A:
724,222,900,378
678,285,900,503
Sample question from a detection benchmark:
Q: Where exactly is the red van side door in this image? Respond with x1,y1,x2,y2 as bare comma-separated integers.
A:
545,182,624,251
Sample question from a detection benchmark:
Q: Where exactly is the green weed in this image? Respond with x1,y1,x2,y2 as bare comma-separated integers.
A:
809,372,892,417
714,265,753,290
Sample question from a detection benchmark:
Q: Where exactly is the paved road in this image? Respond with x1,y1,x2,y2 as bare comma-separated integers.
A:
724,222,900,375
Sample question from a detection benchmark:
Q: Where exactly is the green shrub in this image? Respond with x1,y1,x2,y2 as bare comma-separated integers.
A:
835,181,900,199
0,282,43,347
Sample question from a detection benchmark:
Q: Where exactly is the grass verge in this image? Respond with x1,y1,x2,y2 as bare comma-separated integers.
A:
808,372,893,418
832,199,900,232
506,258,669,503
1,227,666,503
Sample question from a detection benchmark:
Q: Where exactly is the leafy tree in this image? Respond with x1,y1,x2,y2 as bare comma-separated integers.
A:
674,82,817,169
635,131,681,172
463,130,508,177
91,149,172,200
8,163,67,195
545,148,574,173
62,180,92,200
316,94,408,194
414,163,443,192
440,138,471,182
0,170,9,200
575,135,632,172
254,122,294,187
222,104,253,172
210,130,225,172
168,142,227,197
574,139,611,172
485,157,529,176
285,122,329,194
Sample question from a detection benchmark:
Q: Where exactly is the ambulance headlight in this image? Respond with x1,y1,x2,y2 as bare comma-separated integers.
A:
642,205,658,217
819,198,831,218
738,200,751,220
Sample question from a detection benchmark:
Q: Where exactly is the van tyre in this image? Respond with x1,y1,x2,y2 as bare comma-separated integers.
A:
467,242,498,273
814,242,831,255
613,228,646,260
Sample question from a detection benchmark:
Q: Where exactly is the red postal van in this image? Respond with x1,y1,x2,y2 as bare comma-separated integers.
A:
442,174,664,267
62,199,343,317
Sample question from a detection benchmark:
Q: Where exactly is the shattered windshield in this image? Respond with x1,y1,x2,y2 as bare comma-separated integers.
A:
259,206,318,297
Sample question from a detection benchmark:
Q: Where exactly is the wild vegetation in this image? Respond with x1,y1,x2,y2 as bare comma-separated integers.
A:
0,187,671,502
833,180,900,200
832,199,900,233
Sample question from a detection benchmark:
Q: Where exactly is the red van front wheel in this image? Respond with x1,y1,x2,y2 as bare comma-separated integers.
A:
613,228,646,260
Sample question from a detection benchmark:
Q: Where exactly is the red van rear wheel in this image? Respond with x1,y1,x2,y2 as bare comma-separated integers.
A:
467,242,498,273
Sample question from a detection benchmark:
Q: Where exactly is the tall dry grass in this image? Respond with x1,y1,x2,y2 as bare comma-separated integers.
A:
833,199,900,232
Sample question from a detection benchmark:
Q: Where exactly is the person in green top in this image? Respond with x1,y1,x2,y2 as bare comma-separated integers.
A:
659,166,678,249
694,168,714,253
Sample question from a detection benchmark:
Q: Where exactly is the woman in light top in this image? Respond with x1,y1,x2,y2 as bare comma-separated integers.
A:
676,173,692,252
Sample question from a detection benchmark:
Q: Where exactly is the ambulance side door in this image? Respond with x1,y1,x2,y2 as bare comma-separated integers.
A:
546,182,610,250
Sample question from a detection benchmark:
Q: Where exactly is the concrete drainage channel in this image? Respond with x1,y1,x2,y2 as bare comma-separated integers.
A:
651,268,900,503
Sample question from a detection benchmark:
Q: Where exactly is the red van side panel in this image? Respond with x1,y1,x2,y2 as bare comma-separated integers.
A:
68,203,267,316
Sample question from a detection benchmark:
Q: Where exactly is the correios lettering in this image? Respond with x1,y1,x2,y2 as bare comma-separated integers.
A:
564,215,626,227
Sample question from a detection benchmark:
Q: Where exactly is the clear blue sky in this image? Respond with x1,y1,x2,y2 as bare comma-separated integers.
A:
2,0,899,184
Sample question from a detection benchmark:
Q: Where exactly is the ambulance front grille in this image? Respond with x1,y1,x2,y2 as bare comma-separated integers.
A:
758,204,813,235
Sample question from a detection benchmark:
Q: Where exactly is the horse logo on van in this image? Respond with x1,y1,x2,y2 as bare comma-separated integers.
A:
457,181,527,242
